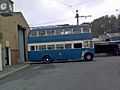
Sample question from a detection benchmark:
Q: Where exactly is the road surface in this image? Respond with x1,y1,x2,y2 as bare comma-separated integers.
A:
0,56,120,90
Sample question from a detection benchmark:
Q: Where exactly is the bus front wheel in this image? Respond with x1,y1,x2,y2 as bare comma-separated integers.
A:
84,53,93,61
43,55,52,64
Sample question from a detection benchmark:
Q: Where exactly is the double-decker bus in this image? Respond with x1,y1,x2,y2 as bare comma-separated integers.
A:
28,24,94,63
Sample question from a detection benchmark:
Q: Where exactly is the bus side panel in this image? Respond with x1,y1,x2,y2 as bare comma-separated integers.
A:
28,33,93,43
28,51,55,62
28,48,94,62
52,49,83,60
28,50,82,62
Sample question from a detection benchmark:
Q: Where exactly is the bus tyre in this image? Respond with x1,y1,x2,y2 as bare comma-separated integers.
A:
43,55,51,64
84,53,93,61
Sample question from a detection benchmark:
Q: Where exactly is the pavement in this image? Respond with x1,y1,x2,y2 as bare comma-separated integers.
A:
0,63,30,79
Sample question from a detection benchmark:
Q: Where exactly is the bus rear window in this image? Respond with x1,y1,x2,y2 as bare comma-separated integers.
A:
74,43,82,48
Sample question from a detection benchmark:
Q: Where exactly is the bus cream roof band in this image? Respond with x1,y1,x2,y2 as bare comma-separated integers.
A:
28,40,92,46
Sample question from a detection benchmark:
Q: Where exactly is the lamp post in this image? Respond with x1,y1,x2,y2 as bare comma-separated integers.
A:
75,10,79,25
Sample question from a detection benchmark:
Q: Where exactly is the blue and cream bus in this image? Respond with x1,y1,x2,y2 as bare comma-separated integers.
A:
28,24,94,63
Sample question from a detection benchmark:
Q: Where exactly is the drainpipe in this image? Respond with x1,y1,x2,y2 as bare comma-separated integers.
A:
0,17,3,71
0,44,2,71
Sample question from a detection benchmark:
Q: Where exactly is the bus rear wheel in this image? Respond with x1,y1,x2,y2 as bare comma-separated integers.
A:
43,55,52,64
84,53,93,61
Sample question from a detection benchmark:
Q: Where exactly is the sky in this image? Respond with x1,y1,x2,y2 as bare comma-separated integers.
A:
12,0,120,27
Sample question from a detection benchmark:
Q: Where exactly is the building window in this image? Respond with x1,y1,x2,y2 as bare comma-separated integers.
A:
56,44,64,50
118,44,120,49
74,43,82,48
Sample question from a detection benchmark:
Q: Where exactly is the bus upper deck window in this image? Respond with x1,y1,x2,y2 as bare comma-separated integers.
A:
47,30,54,36
73,28,81,34
56,29,64,35
64,29,72,34
30,31,37,37
82,27,90,33
38,31,46,36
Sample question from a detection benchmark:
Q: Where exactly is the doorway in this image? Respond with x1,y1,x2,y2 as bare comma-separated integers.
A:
5,47,11,65
18,25,26,63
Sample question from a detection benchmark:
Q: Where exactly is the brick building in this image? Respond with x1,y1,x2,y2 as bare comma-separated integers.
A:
0,12,29,67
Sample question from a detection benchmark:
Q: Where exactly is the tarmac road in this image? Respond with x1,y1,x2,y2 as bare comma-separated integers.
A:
0,56,120,90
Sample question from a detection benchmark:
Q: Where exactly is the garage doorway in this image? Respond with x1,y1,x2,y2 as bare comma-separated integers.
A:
18,25,26,63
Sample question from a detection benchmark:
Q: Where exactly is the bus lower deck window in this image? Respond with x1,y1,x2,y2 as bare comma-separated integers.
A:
65,44,72,49
56,44,64,50
39,45,46,50
84,41,89,48
74,43,82,48
47,45,55,50
30,46,35,51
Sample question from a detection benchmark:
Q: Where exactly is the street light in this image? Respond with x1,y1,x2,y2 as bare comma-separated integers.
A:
75,10,79,25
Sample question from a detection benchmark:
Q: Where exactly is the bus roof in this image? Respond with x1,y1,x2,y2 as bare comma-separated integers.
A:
30,24,90,31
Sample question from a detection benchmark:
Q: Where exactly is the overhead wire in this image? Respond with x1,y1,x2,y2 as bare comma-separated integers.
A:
53,0,72,8
30,0,119,27
72,0,92,6
53,0,75,13
29,17,73,27
30,9,119,27
36,0,94,26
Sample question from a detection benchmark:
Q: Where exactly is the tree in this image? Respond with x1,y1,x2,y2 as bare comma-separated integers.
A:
91,15,119,38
